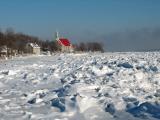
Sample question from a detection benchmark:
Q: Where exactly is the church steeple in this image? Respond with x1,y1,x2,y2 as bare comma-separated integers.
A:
55,31,59,41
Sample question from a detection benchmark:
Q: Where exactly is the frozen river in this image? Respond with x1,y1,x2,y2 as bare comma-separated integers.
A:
0,52,159,120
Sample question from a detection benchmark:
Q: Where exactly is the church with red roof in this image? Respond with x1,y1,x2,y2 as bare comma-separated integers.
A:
55,32,74,52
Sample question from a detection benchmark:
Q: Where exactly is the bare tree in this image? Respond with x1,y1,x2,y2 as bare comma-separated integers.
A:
75,42,104,52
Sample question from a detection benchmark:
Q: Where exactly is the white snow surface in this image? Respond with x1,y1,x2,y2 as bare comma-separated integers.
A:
0,52,160,120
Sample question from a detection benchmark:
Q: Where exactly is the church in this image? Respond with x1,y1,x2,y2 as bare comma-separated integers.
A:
55,32,74,52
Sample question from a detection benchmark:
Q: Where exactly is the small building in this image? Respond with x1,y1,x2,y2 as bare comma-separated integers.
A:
26,43,40,55
7,48,18,57
0,45,8,57
55,32,74,52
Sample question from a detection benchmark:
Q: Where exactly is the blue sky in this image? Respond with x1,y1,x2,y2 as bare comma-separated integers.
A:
0,0,160,51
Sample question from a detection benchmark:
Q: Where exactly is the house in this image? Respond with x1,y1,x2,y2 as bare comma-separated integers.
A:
0,46,18,59
26,43,40,55
55,32,74,52
0,45,8,57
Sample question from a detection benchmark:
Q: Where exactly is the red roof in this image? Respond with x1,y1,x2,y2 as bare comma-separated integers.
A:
59,38,71,46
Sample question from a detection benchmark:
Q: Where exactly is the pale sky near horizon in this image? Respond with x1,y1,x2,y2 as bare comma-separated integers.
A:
0,0,160,51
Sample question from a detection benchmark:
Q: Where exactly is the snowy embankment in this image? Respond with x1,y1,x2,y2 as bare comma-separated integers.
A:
0,52,159,120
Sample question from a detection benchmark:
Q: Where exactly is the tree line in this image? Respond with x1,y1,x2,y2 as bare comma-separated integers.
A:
74,42,104,52
0,28,104,54
0,28,59,54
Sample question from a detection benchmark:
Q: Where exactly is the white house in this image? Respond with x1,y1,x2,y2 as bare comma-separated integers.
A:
26,43,40,55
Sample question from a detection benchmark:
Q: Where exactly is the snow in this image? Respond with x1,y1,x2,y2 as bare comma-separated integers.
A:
0,52,160,120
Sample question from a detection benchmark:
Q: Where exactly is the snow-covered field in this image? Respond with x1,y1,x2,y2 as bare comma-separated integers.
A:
0,52,160,120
